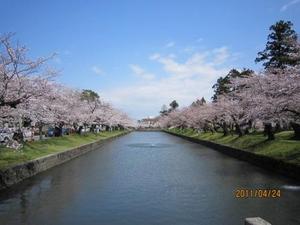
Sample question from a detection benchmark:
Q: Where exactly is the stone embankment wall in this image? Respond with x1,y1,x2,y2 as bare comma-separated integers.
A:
0,132,129,190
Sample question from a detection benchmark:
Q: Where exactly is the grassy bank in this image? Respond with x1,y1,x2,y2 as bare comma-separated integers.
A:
0,130,127,169
167,128,300,166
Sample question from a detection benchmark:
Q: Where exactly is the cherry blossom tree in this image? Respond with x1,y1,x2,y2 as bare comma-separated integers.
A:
229,66,300,139
159,64,300,140
0,33,57,141
0,33,55,111
1,34,134,146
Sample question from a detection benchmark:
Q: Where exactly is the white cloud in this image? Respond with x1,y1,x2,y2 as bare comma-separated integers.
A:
165,41,175,48
91,66,104,75
212,47,230,65
103,47,233,119
280,0,300,11
129,64,155,80
152,47,230,77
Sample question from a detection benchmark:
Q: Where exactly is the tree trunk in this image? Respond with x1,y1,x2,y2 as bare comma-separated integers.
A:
78,126,83,134
290,122,300,140
244,120,252,135
13,129,24,143
213,124,218,133
59,123,63,136
222,122,229,136
275,122,281,132
54,123,63,137
39,124,43,140
73,123,78,133
229,124,234,135
54,127,60,137
84,124,88,135
264,123,275,140
235,124,244,137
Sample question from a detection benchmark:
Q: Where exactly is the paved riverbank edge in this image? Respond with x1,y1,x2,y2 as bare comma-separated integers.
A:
0,131,130,190
164,130,300,180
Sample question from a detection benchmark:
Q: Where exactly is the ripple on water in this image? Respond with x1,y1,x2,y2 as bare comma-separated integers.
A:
127,143,172,148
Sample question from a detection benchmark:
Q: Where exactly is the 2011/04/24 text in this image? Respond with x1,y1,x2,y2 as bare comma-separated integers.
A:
235,189,281,198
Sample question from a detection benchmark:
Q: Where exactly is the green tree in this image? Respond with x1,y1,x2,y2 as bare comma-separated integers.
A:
80,89,100,114
191,97,206,107
255,20,299,69
80,90,101,133
81,89,99,102
169,100,179,111
160,104,168,116
212,69,252,101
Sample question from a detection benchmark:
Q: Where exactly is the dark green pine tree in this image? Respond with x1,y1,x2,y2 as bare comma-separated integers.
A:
169,100,179,111
255,20,299,69
212,69,252,101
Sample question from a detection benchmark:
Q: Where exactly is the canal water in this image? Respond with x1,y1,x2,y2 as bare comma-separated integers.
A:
0,131,299,225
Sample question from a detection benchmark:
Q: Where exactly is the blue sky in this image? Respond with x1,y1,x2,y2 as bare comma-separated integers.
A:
1,0,300,119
